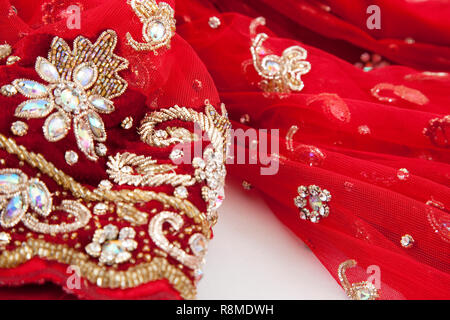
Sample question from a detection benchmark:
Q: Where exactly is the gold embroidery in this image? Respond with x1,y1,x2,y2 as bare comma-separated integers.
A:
338,260,379,300
0,134,210,237
139,103,230,224
126,0,176,53
251,33,311,93
149,211,207,271
106,152,196,187
0,239,196,299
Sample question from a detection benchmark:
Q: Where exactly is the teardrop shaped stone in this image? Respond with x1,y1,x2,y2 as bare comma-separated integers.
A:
190,234,207,256
76,120,95,156
37,58,60,82
28,183,49,212
74,65,96,87
45,113,68,141
85,112,105,140
16,99,52,118
3,194,25,225
15,80,48,97
0,173,21,193
89,96,114,113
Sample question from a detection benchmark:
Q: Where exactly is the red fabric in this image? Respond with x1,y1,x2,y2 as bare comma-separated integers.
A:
0,0,449,299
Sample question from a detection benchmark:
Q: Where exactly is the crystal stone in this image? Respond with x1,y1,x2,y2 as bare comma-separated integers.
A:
11,121,28,136
148,21,166,41
76,120,95,154
4,195,25,223
356,287,373,300
60,88,81,112
16,80,48,97
65,150,78,166
37,58,60,82
74,65,95,87
190,234,207,256
263,59,281,75
309,194,323,212
46,113,68,141
211,186,225,210
0,173,20,193
102,240,124,256
28,183,48,211
87,112,105,139
17,99,51,117
89,96,113,113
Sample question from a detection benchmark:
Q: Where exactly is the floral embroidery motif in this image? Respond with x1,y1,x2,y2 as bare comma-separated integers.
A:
3,30,128,161
0,168,52,228
338,259,380,300
85,224,138,265
0,168,91,233
251,33,311,93
126,0,176,53
294,185,331,223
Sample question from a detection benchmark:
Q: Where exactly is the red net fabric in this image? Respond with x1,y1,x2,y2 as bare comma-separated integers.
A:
0,0,448,299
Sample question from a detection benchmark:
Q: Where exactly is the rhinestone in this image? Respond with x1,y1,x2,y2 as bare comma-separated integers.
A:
15,80,48,97
86,242,101,256
397,168,410,181
74,65,96,87
294,196,305,208
16,99,52,117
400,234,414,248
28,183,49,212
208,16,221,29
93,203,108,215
4,194,25,224
174,186,188,199
0,173,21,193
37,58,59,82
148,21,166,41
76,119,95,155
211,186,225,210
11,121,28,136
89,95,114,113
59,88,81,112
356,286,374,300
1,84,17,96
95,143,107,156
102,240,124,255
46,113,68,141
263,59,281,75
190,234,208,256
65,150,78,166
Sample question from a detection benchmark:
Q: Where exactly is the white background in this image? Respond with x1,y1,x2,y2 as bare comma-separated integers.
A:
197,178,346,299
